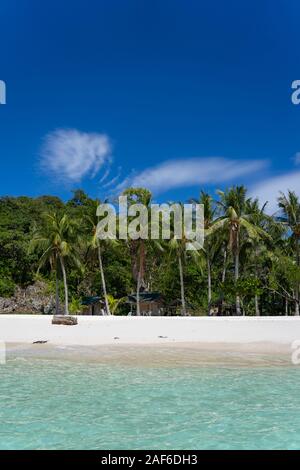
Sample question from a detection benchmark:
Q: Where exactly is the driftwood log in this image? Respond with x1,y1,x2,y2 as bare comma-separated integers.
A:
52,315,78,326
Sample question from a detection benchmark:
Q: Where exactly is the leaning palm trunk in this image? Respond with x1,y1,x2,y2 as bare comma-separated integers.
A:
178,254,187,316
59,256,69,315
97,243,111,315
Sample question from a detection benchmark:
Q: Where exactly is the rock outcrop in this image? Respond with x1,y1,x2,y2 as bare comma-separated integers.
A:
0,281,56,314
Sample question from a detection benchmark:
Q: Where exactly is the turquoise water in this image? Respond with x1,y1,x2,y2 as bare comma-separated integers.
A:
1,357,300,449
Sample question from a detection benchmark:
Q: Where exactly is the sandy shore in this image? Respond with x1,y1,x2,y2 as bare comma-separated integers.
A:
1,315,300,351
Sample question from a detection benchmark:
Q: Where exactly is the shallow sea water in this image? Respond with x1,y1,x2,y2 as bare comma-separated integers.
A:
0,346,299,449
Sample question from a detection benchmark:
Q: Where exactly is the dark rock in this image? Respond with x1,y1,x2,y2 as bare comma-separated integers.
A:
33,340,48,344
0,281,55,314
52,315,78,326
0,298,15,312
43,299,56,315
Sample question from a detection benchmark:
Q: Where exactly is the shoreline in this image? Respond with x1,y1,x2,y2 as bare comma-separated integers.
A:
5,342,293,367
1,316,300,359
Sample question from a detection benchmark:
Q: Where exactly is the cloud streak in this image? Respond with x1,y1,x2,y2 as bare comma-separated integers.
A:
115,157,268,194
40,129,112,184
293,152,300,166
102,166,122,189
250,170,300,214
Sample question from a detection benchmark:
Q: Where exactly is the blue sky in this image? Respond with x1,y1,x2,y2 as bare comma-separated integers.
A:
1,0,300,211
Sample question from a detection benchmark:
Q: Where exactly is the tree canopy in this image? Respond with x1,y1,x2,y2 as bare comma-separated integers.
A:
0,186,299,316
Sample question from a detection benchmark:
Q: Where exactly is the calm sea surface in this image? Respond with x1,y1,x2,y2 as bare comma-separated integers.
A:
0,349,300,449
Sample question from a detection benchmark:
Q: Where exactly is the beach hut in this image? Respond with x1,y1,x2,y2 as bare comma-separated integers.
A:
127,292,165,316
208,299,238,316
165,299,195,316
81,296,106,315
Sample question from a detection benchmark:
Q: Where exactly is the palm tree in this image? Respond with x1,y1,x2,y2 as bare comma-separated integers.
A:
30,212,79,315
278,190,300,315
85,199,113,315
209,186,270,315
243,198,271,315
191,191,218,313
106,294,127,314
167,236,188,315
167,204,201,316
123,188,152,316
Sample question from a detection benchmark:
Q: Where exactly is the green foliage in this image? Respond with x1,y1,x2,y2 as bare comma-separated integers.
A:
0,187,299,316
0,276,15,297
69,297,84,314
106,294,127,315
220,277,262,298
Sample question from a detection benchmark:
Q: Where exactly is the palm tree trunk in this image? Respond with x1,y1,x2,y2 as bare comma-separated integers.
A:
219,247,227,315
207,258,211,314
255,294,260,316
254,247,260,316
55,262,60,315
222,248,227,283
178,254,187,316
234,249,241,316
136,268,141,316
97,243,111,315
296,239,300,316
59,256,69,315
136,242,145,316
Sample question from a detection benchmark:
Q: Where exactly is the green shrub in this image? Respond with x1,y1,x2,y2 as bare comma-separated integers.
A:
0,277,16,297
69,297,84,314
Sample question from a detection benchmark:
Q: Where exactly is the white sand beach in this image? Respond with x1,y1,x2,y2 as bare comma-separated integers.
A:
1,315,300,352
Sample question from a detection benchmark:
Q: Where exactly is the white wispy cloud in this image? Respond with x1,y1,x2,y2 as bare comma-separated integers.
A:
40,129,112,183
293,152,300,165
102,166,122,189
115,157,268,194
99,166,111,184
250,170,300,214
